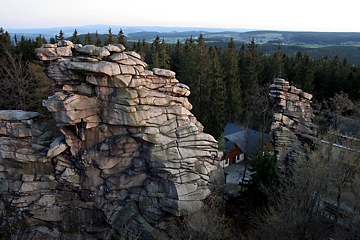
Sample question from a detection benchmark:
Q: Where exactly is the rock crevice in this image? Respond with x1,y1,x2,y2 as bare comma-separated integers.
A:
0,41,222,239
269,78,317,170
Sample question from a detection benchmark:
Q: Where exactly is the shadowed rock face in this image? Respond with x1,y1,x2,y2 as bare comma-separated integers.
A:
269,78,317,170
0,41,223,238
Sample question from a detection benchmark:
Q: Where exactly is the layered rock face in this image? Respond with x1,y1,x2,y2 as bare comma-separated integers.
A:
269,78,317,170
1,40,222,238
0,111,63,235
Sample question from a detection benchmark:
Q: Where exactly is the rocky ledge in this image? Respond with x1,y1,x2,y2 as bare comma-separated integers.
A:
269,78,317,170
0,41,223,239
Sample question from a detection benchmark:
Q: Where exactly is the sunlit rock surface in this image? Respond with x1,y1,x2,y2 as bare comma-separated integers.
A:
269,78,317,170
0,41,223,239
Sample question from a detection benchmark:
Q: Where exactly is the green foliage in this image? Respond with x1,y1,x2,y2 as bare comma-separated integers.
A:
240,38,264,124
95,30,103,47
150,38,159,67
206,46,226,138
16,35,37,62
117,28,131,50
3,26,360,240
222,38,241,123
57,29,64,41
49,37,56,44
132,39,149,60
104,28,116,45
245,146,280,208
84,32,93,45
270,44,285,79
177,34,213,130
217,134,227,153
148,35,161,68
0,27,12,57
157,39,171,69
35,34,47,48
3,26,360,138
71,29,81,44
170,39,183,74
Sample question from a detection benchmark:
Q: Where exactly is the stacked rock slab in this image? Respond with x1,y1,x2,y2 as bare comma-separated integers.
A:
269,78,317,170
0,111,62,235
32,40,222,238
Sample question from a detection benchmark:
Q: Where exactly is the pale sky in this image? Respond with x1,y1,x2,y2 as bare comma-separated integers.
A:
1,0,359,32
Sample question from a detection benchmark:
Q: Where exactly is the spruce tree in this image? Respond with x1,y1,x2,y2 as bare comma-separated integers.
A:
133,40,142,57
117,29,131,50
57,29,64,41
16,35,36,62
314,55,331,100
245,146,280,208
104,28,116,45
245,38,262,87
345,65,360,101
133,39,149,60
180,37,196,77
71,29,81,44
0,28,12,57
222,38,241,123
149,35,161,68
50,37,56,44
158,39,170,69
207,46,226,138
95,30,103,47
240,38,263,125
299,53,315,93
170,39,183,75
84,33,93,45
192,34,211,124
35,35,47,48
328,55,348,97
271,44,285,79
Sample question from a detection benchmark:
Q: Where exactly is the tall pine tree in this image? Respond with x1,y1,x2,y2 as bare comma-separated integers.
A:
206,46,226,138
57,29,64,41
71,29,81,44
170,39,183,75
222,38,241,123
191,34,211,124
133,39,149,60
117,29,131,50
104,28,116,45
240,38,263,126
157,39,170,69
149,35,161,68
95,30,103,47
297,53,315,93
84,33,93,45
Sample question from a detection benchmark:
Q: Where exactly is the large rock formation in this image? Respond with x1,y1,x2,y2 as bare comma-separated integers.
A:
269,78,317,170
0,41,223,239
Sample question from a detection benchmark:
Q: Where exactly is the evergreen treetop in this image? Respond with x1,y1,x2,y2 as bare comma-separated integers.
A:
71,29,81,44
104,28,116,45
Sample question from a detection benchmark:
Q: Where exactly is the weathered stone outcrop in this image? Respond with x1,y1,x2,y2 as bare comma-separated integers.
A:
0,111,63,236
269,78,317,170
0,41,222,239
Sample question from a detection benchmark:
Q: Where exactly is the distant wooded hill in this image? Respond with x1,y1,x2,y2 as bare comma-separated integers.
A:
127,30,360,45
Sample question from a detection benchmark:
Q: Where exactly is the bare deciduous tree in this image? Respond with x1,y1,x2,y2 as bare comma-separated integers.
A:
0,48,54,112
247,131,360,239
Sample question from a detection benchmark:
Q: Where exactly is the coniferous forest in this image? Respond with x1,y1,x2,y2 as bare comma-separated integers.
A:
2,28,360,139
2,27,360,238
